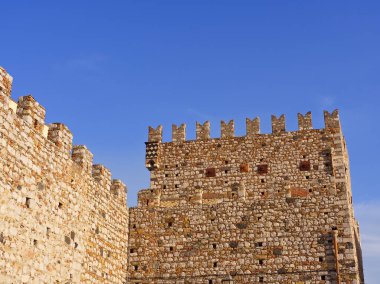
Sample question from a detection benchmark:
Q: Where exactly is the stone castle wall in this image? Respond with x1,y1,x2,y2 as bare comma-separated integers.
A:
129,112,364,283
0,67,364,284
0,67,129,283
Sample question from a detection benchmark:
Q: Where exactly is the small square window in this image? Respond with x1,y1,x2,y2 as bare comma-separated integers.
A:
257,164,268,174
205,168,216,177
240,163,249,173
300,161,311,171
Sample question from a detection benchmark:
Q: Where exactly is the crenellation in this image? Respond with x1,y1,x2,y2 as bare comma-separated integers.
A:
0,68,129,284
111,179,127,200
0,66,363,284
271,114,286,134
92,164,112,190
196,120,210,140
0,66,13,98
246,117,260,137
132,110,363,284
298,111,313,130
16,95,46,132
221,120,234,138
48,123,73,155
72,145,93,174
172,123,186,143
324,109,341,131
148,125,163,142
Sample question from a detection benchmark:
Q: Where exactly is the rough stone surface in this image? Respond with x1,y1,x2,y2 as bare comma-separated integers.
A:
0,68,129,283
133,118,364,283
0,67,364,284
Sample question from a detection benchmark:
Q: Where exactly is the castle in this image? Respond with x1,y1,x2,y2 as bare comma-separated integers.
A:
0,67,364,283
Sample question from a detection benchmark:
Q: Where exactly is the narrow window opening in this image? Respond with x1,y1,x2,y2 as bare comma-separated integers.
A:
261,179,265,183
130,248,135,253
209,280,213,284
169,246,174,251
256,242,263,247
25,197,31,208
212,244,217,249
319,257,324,262
163,185,167,189
259,259,264,265
321,275,326,280
134,265,138,271
213,262,218,267
58,202,63,209
33,239,38,246
259,276,264,282
168,222,173,227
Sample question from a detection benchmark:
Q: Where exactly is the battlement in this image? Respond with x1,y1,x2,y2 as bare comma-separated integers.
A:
147,111,341,143
0,66,130,284
0,67,127,201
0,67,13,98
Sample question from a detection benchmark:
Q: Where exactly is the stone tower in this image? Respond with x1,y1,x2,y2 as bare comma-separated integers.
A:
129,114,364,283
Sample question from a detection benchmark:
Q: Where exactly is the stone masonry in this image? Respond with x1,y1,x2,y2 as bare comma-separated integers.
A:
0,67,364,284
0,67,129,283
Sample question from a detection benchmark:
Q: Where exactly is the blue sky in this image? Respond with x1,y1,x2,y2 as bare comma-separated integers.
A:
1,1,379,282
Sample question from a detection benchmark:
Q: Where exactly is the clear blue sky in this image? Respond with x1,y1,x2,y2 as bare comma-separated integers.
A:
1,1,379,282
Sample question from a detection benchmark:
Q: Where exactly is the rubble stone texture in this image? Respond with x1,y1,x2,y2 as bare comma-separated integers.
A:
0,67,364,284
0,68,129,283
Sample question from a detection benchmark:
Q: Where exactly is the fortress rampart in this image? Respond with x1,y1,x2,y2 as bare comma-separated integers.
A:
0,67,129,283
0,67,364,283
